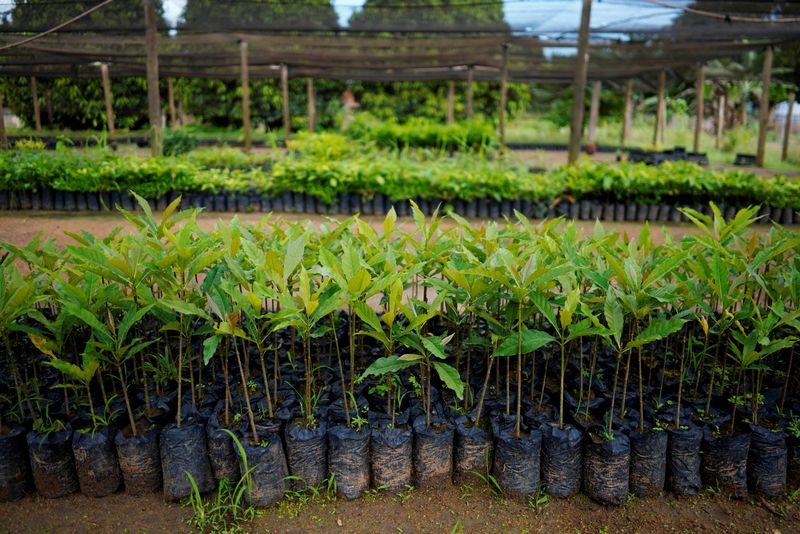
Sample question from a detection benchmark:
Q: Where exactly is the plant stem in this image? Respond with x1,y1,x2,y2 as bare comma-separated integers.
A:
118,366,137,437
233,334,259,444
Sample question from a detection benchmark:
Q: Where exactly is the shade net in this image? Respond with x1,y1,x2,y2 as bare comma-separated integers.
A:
0,1,798,84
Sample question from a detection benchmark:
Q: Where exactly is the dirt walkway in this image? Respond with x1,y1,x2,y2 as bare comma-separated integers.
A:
1,483,798,534
0,210,713,250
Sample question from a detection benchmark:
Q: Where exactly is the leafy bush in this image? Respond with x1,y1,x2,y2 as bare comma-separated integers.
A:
0,136,797,209
163,130,198,157
346,114,497,151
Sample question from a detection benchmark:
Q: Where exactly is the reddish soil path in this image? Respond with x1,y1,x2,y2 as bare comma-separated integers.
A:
1,483,798,533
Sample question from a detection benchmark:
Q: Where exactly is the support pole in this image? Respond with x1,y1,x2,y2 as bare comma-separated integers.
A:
693,64,704,153
100,63,115,135
466,66,474,119
0,93,7,149
307,78,316,133
715,93,724,149
45,91,53,127
31,76,41,131
756,46,773,167
782,91,795,162
447,80,455,125
587,79,601,143
621,79,633,146
144,0,161,156
281,64,290,140
167,78,177,128
568,0,592,164
240,41,252,152
653,69,665,148
498,44,510,144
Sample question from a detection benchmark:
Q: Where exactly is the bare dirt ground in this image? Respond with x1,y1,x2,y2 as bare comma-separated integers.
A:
0,210,720,251
1,482,798,534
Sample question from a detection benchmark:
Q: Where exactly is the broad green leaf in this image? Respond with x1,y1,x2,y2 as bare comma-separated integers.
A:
495,328,555,357
432,361,464,400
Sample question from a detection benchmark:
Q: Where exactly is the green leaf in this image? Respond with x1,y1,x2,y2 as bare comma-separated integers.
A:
361,355,415,378
203,335,221,366
283,235,305,282
432,361,464,400
626,318,686,351
495,328,555,357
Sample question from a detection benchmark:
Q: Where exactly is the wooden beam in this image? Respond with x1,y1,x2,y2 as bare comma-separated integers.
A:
621,79,633,146
447,80,455,125
281,63,290,140
307,78,316,133
31,76,41,131
240,41,252,152
653,69,665,149
167,78,177,128
498,44,510,144
466,66,474,119
756,46,773,167
567,0,592,164
782,91,795,162
144,0,161,156
0,93,7,149
693,64,704,153
587,80,601,143
100,63,115,135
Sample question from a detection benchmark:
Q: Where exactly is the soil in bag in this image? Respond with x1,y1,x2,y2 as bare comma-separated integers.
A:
541,423,583,497
238,430,289,507
749,424,787,498
583,428,630,506
72,426,122,497
115,422,162,495
628,429,667,498
285,419,328,489
371,424,413,492
412,415,453,488
491,427,542,496
328,424,370,500
789,435,800,491
0,425,33,502
160,421,215,501
206,414,240,484
453,417,493,485
702,429,749,498
26,425,79,498
667,424,702,496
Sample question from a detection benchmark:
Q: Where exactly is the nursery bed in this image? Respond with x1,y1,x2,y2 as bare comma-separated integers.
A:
1,482,799,533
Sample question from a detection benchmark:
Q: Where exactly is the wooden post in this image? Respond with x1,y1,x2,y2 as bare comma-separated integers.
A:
45,91,53,127
466,66,474,119
307,78,316,133
0,93,7,149
782,91,795,162
240,41,252,152
498,44,510,144
281,64,290,140
447,80,455,125
621,79,633,146
587,80,601,143
100,63,115,135
144,0,161,156
715,94,724,149
653,69,665,148
756,46,773,167
31,76,41,131
167,78,177,128
568,0,592,164
693,64,704,152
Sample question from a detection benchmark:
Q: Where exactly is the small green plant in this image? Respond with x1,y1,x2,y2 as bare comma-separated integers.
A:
528,490,549,513
184,430,256,533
